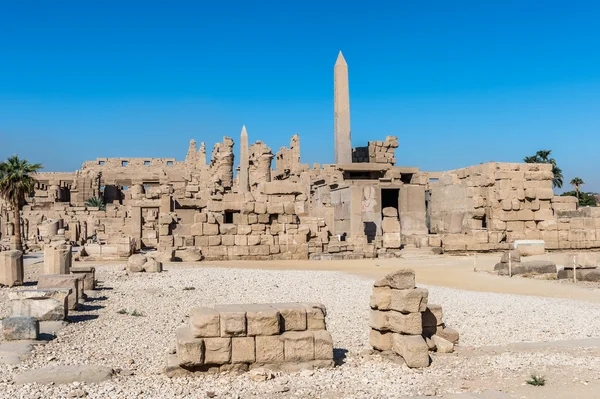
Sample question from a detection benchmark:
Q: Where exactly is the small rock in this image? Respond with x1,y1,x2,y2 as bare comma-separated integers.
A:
273,384,290,393
249,368,274,382
206,391,216,398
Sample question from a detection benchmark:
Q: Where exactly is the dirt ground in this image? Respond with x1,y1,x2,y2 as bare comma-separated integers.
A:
197,251,600,303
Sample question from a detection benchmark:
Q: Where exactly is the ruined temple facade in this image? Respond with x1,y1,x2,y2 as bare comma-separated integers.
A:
0,53,594,259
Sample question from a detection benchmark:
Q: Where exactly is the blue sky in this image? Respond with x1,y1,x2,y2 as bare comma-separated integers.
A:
1,1,599,191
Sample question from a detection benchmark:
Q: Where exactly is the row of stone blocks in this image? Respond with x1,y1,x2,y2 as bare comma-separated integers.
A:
369,269,459,368
2,266,96,341
168,303,334,375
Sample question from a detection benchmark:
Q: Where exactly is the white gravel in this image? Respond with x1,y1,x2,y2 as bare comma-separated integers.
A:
1,263,599,398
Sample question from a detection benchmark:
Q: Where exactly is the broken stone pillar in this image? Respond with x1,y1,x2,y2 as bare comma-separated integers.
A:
0,250,24,287
249,141,273,190
290,134,300,172
239,126,249,193
210,137,234,190
43,243,72,275
198,142,206,166
334,51,352,164
185,139,198,164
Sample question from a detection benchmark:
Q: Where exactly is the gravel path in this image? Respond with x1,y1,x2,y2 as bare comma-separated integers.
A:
1,263,599,398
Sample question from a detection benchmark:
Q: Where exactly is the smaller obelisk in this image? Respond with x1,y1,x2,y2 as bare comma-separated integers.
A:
334,51,352,164
239,125,249,192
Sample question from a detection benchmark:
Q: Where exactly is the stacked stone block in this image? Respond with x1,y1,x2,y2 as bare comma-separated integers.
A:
352,136,399,164
369,269,459,367
168,303,333,375
381,207,401,251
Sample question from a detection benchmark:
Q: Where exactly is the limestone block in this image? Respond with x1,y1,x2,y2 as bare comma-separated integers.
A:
370,286,391,310
436,326,460,344
176,248,202,262
374,269,415,290
271,303,307,331
432,334,454,353
389,288,428,313
127,254,147,272
533,209,554,221
9,289,70,321
536,188,554,200
369,329,392,351
37,274,80,310
189,307,220,338
254,202,267,214
392,334,430,368
514,240,545,256
243,304,280,336
247,235,261,246
190,223,203,236
144,258,163,273
228,336,254,364
176,326,205,367
204,337,231,365
208,236,221,246
381,218,400,233
283,331,315,362
43,243,72,275
304,303,327,330
370,309,388,331
266,203,284,214
255,335,284,363
500,249,521,263
149,249,175,263
0,250,24,287
382,233,401,249
565,253,599,268
422,305,443,327
70,266,95,290
382,207,398,218
313,330,334,360
233,235,248,247
2,316,39,341
387,311,422,335
238,225,252,235
221,235,235,246
214,304,246,337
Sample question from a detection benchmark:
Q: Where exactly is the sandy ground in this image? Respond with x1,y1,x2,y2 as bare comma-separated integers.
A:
0,251,599,398
192,251,600,303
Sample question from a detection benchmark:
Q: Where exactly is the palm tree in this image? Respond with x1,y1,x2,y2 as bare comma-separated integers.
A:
0,155,43,251
86,196,106,211
570,177,584,200
523,150,563,189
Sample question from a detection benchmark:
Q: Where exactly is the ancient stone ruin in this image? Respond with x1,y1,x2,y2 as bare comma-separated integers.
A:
167,303,333,375
0,52,598,262
369,269,459,368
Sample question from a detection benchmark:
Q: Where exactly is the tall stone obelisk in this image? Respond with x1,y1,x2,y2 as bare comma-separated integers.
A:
239,125,249,192
334,51,352,164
